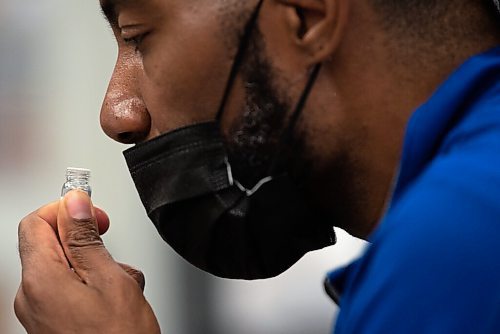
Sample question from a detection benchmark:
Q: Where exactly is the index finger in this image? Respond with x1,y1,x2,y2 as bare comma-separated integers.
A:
35,201,59,228
18,204,69,273
36,201,110,235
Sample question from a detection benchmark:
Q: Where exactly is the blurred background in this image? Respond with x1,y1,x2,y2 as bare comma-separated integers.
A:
0,1,366,333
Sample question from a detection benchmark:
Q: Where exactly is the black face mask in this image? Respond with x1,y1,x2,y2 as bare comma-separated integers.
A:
123,0,336,280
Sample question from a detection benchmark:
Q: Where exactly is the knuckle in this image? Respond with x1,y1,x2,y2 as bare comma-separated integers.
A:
14,289,33,333
13,288,24,318
17,216,36,258
112,264,147,293
125,267,146,291
65,222,107,270
13,302,26,327
18,214,33,238
66,220,103,250
20,275,40,298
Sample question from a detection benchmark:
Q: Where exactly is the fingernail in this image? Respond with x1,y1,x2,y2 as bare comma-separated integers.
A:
65,190,92,220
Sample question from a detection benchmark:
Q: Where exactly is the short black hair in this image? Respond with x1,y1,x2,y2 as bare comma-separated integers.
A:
370,0,500,42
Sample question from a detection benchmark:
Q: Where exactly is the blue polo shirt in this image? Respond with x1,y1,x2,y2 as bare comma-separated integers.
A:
327,47,500,333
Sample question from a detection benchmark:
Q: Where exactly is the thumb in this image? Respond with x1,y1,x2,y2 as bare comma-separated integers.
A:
58,190,116,283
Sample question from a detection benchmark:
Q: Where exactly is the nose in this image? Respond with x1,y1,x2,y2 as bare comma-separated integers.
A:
100,53,151,144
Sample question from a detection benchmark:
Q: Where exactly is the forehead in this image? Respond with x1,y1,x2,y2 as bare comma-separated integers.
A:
100,0,150,25
100,0,226,25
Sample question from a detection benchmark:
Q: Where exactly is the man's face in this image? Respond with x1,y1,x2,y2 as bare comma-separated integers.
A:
100,0,309,188
100,0,242,141
99,0,387,238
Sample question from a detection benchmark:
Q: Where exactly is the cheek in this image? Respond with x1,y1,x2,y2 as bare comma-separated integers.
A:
139,16,233,133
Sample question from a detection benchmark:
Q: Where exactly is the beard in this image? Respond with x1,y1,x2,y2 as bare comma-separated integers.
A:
225,27,311,189
220,15,379,237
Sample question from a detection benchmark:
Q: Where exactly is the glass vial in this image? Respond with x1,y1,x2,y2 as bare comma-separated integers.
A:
61,167,92,197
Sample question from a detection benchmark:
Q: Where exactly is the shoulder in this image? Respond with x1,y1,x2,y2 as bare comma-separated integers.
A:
334,132,500,333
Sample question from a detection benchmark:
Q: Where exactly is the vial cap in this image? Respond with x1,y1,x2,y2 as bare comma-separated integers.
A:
66,167,91,179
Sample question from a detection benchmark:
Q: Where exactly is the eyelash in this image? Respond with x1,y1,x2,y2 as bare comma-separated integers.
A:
123,34,147,52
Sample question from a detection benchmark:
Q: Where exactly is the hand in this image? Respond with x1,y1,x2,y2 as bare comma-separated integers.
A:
14,190,161,334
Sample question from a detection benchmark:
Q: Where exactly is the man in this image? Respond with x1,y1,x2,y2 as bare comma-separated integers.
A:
14,0,500,332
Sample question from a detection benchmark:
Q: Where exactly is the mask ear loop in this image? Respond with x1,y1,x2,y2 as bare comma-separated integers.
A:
213,0,274,197
216,0,265,122
214,0,321,197
227,63,322,196
267,63,322,176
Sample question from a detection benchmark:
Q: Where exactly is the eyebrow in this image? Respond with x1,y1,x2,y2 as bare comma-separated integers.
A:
100,0,134,26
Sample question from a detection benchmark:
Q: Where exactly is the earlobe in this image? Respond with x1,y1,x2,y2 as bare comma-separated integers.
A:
278,0,348,64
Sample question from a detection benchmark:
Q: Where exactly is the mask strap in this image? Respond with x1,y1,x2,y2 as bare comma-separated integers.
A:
216,0,321,196
216,0,265,121
268,63,322,175
225,63,321,196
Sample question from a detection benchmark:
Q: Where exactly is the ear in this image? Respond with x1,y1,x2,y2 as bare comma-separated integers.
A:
276,0,349,64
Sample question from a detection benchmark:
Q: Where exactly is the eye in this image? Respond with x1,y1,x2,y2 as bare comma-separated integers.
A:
123,33,148,52
120,23,150,53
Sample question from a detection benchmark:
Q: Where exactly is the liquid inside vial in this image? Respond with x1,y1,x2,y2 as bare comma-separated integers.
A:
61,167,92,197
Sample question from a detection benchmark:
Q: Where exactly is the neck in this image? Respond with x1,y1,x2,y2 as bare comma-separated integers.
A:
319,3,500,237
